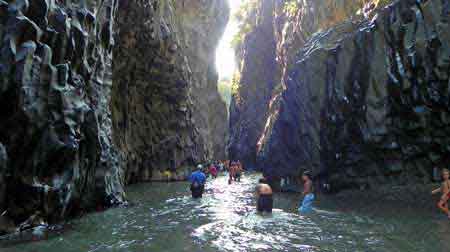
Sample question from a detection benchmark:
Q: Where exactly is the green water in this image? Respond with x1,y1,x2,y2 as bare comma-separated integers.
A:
3,174,450,252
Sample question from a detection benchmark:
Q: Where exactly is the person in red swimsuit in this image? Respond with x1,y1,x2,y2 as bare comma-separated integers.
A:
432,168,450,218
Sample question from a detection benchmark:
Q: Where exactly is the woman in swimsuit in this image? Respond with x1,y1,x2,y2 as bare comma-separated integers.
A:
432,168,450,218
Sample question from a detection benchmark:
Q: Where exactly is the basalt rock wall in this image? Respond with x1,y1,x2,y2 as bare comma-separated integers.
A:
112,0,229,183
0,0,125,231
0,0,229,234
256,0,450,191
228,0,277,170
229,0,376,171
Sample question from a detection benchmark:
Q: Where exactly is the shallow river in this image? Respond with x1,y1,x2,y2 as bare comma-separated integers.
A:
4,174,450,252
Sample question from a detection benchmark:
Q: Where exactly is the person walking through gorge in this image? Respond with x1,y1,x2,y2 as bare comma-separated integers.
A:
432,168,450,218
256,177,273,213
299,171,315,214
235,160,243,182
228,161,236,184
189,165,207,199
209,163,218,179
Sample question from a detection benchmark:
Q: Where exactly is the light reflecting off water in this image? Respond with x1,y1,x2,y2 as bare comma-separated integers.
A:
3,174,450,252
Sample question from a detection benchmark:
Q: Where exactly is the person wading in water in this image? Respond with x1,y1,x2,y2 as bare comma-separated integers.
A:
228,161,236,184
432,168,450,218
209,163,218,179
235,160,243,182
299,171,315,214
189,165,206,198
256,178,273,213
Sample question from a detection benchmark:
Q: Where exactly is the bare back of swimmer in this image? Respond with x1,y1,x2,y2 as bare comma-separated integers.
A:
256,178,273,213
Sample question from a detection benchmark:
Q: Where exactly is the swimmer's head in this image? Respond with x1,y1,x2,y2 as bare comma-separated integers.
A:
302,171,312,181
442,168,450,180
258,178,268,184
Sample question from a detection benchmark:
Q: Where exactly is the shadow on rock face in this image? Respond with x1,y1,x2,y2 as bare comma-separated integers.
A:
0,0,125,231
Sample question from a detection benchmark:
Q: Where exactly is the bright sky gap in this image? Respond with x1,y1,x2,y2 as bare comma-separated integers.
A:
215,0,242,81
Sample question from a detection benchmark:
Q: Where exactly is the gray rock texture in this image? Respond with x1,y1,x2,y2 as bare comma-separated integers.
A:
0,143,6,214
112,0,228,183
231,0,450,191
228,0,277,170
228,0,373,170
0,0,228,232
0,0,125,227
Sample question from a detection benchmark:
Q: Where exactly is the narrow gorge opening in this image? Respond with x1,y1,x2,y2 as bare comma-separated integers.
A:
215,0,241,118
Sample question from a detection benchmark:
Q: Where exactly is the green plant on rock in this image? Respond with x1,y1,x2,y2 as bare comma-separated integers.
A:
375,0,393,8
283,0,299,16
231,0,258,50
218,79,232,108
231,73,243,105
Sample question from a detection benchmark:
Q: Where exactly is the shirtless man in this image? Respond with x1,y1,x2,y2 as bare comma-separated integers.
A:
256,178,273,213
229,161,236,184
235,160,243,182
299,171,315,213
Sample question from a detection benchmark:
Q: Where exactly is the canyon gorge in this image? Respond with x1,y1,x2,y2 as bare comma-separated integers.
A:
0,0,449,248
0,0,228,234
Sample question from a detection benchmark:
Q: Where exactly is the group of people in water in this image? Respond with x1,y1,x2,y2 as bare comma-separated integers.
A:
254,172,314,214
189,161,450,218
187,161,316,214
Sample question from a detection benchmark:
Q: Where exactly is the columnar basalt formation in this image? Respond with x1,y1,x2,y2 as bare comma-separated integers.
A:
228,0,277,170
0,0,229,234
113,0,229,183
231,0,450,191
266,0,450,189
0,0,124,231
228,0,377,171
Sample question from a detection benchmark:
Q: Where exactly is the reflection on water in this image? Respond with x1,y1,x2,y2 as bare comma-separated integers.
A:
3,174,450,252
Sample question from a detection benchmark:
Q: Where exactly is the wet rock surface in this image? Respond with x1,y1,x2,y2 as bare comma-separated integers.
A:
113,0,228,183
0,0,125,229
229,0,376,171
0,144,6,212
0,0,229,235
228,0,277,170
255,0,450,190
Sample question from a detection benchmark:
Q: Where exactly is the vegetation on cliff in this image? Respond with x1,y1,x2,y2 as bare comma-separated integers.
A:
229,0,450,193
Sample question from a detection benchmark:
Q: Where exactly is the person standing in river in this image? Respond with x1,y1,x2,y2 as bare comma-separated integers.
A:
432,168,450,218
228,161,236,184
235,160,243,182
209,163,218,179
299,171,315,214
189,165,207,198
256,177,273,213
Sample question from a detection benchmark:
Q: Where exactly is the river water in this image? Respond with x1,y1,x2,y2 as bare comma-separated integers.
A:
3,174,450,252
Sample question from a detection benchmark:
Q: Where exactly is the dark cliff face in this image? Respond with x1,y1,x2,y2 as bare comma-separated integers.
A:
228,0,372,170
0,0,124,228
228,0,277,170
230,0,450,190
256,0,450,190
113,0,229,183
0,0,228,232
